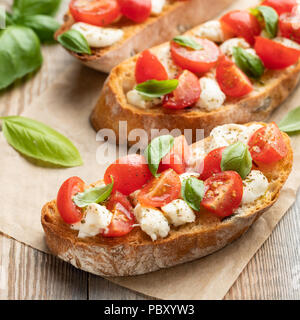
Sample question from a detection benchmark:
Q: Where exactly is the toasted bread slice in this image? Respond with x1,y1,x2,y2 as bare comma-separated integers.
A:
55,0,234,73
41,124,293,276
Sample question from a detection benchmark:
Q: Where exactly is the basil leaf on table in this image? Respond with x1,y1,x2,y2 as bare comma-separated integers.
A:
278,106,300,133
233,47,265,79
173,35,203,50
0,26,43,90
58,29,92,55
221,141,252,179
16,15,60,42
13,0,61,16
135,79,179,99
1,116,83,167
251,6,278,38
145,135,174,177
73,180,114,208
181,177,204,211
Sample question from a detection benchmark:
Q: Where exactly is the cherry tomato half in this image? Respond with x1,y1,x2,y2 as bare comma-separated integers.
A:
57,176,85,224
135,50,168,84
69,0,121,27
117,0,151,23
220,10,261,45
104,154,152,196
279,8,300,44
138,169,181,207
261,0,297,15
216,55,253,98
170,38,221,74
248,122,288,164
201,171,243,218
103,191,135,237
254,36,300,69
199,147,226,181
163,70,201,109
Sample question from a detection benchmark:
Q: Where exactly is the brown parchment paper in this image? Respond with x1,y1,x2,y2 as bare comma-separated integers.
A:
1,0,300,300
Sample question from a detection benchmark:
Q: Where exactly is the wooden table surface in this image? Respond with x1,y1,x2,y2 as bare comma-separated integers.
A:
1,0,300,300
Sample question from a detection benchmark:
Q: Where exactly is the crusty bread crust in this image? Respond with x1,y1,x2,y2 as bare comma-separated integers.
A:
55,0,234,73
41,126,293,276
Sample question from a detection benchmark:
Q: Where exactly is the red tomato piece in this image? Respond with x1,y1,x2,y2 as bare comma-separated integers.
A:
138,169,181,207
216,55,253,98
279,8,300,44
261,0,297,15
117,0,151,23
201,171,243,218
220,10,261,45
162,70,201,109
135,50,168,84
69,0,121,27
199,147,226,181
104,154,152,196
254,36,300,69
159,135,191,174
170,38,221,74
248,122,288,164
103,192,135,237
57,176,85,224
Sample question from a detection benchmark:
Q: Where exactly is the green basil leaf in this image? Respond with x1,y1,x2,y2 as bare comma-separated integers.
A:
221,141,252,179
73,180,114,208
1,116,83,167
173,35,203,50
5,12,13,26
58,29,91,55
13,0,61,16
251,6,278,38
233,47,265,79
278,106,300,133
181,177,204,211
145,135,174,177
16,15,60,42
135,79,179,99
0,26,43,90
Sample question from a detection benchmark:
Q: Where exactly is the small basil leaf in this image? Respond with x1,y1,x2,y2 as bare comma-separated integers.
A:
173,35,203,50
17,15,60,42
58,29,91,55
73,181,114,208
0,26,43,90
233,47,265,79
1,116,83,167
278,106,300,133
181,177,204,211
145,135,174,177
13,0,61,16
135,79,179,99
251,6,278,38
221,141,252,179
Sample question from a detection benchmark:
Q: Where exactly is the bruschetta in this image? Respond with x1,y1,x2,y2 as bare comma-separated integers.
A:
55,0,234,73
91,0,300,145
41,121,293,276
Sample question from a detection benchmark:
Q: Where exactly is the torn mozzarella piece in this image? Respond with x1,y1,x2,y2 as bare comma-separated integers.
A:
162,199,196,227
151,0,166,15
78,203,113,238
220,37,250,57
274,37,300,51
134,204,170,241
154,44,178,78
71,22,124,48
242,170,269,204
195,77,226,111
127,89,162,109
196,20,225,43
179,172,200,182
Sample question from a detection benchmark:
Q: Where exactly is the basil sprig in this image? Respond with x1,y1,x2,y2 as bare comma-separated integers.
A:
1,116,83,167
58,29,92,55
250,5,278,38
278,106,300,133
145,135,174,177
233,47,265,79
13,0,61,16
173,35,203,50
135,79,179,99
221,142,252,179
73,179,114,208
181,177,204,211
